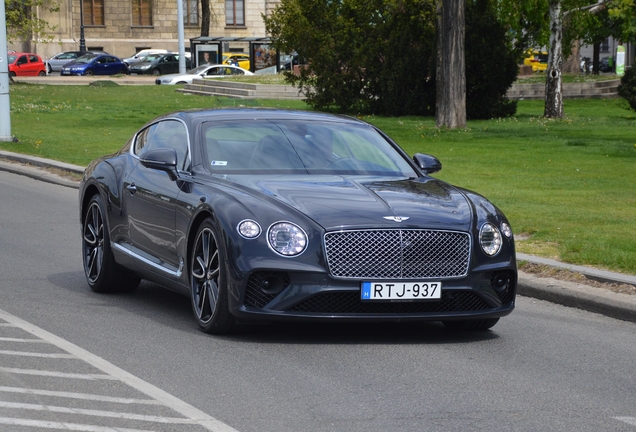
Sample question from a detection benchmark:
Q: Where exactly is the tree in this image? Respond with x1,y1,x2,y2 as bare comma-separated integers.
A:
545,0,564,118
265,0,517,119
435,0,465,128
5,0,59,49
200,0,211,36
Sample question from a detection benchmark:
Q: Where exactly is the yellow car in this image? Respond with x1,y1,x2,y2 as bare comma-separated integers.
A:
523,50,548,72
222,52,250,70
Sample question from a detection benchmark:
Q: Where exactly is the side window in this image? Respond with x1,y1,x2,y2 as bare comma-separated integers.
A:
133,120,190,171
29,55,39,63
17,56,27,65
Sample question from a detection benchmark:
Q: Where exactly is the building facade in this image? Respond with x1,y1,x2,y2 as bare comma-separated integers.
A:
10,0,280,61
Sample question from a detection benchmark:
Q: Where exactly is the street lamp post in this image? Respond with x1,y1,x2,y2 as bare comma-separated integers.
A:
79,0,86,53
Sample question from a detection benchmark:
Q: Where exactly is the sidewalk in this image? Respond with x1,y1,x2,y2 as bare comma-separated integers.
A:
10,74,157,86
1,150,635,323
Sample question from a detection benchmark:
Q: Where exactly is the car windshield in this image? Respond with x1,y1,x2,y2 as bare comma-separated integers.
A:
74,55,98,64
202,119,418,177
144,54,162,62
188,65,212,74
8,55,17,63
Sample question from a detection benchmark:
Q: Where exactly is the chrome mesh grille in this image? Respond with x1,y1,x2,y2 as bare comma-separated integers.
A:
324,229,470,279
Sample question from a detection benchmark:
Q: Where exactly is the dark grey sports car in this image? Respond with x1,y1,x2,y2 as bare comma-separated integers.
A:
79,108,517,334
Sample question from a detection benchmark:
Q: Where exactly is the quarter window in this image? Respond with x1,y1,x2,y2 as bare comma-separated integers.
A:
132,0,153,26
83,0,104,26
225,0,244,26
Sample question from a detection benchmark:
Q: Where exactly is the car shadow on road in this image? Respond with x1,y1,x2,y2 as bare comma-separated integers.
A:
52,273,501,345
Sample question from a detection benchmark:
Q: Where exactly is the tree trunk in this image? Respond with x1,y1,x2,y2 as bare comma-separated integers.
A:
435,0,466,129
544,0,563,119
592,42,600,75
563,39,580,74
200,0,211,37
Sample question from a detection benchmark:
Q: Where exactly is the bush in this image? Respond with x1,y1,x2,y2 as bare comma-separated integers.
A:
618,67,636,111
465,0,518,119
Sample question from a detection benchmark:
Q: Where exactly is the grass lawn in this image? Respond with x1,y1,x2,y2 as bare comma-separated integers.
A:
3,82,636,275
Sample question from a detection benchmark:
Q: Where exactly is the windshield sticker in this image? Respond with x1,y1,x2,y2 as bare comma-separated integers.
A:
211,161,228,166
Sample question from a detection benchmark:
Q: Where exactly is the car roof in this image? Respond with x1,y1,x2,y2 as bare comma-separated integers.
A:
150,108,364,126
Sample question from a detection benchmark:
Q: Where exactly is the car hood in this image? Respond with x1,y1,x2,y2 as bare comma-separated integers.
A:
130,61,155,68
231,175,473,231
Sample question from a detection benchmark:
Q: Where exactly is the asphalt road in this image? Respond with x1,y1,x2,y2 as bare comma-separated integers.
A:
1,170,636,432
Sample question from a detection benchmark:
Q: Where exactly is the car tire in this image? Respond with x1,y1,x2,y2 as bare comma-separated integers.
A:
152,68,161,76
38,71,46,76
84,69,94,76
9,71,16,78
47,64,52,74
190,219,236,334
82,194,140,293
442,318,499,331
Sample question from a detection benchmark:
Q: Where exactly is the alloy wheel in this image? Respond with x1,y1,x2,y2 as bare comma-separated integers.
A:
191,227,220,324
83,201,104,284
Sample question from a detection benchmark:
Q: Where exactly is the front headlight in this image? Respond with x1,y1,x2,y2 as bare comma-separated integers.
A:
268,222,307,256
237,220,261,239
479,223,502,256
139,65,151,70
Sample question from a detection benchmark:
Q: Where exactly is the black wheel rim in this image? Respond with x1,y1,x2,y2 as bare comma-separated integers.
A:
83,202,104,283
191,227,220,324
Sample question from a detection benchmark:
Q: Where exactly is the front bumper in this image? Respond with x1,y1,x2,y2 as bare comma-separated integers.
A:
228,266,517,323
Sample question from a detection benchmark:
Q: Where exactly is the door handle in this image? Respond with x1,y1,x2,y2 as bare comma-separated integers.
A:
126,184,137,194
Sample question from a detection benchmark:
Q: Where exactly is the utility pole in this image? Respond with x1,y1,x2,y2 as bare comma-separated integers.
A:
0,0,13,141
177,0,186,74
79,0,86,52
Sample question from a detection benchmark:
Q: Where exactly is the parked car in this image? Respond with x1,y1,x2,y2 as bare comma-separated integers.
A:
523,50,548,72
79,108,517,334
155,64,254,85
46,51,107,73
128,53,189,76
123,49,170,66
60,54,128,76
8,53,46,77
599,57,614,73
222,52,250,70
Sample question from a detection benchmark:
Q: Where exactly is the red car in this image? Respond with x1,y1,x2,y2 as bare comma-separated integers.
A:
8,53,47,77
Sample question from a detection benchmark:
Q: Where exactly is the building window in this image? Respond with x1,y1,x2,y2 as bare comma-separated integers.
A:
600,38,610,53
184,0,199,26
225,0,244,26
132,0,153,26
83,0,104,26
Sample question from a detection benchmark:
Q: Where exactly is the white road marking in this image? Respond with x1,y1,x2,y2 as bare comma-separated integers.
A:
616,417,636,426
0,307,240,432
0,417,154,431
0,386,162,405
0,367,117,380
0,336,47,343
0,401,199,424
0,349,75,358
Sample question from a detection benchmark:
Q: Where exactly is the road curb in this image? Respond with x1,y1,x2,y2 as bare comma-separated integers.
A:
518,272,636,323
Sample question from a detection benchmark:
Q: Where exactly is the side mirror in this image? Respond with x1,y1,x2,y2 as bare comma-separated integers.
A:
413,153,442,174
140,148,179,180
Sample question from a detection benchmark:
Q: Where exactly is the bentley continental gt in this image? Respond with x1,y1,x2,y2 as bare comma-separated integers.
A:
79,108,517,334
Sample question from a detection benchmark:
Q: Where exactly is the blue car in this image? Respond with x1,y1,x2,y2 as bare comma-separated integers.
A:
61,54,128,76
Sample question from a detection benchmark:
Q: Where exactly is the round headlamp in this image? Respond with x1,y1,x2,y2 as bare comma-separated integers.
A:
237,220,261,239
479,223,502,256
268,222,307,256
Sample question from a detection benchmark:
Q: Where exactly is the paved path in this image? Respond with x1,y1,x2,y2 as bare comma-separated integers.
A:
1,150,635,325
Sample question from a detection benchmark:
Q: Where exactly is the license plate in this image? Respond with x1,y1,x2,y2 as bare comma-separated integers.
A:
361,281,442,301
